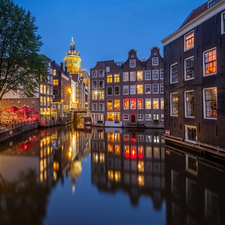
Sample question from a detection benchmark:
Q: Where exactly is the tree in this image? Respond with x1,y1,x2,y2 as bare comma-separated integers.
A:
0,0,48,100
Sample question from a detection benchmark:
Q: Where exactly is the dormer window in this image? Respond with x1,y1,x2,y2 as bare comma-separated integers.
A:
152,57,159,66
130,60,136,68
208,0,221,8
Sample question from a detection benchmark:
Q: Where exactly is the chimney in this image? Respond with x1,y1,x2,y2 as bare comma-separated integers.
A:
60,62,63,71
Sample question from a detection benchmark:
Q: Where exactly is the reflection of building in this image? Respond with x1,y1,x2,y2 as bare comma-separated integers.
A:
91,128,165,207
162,1,225,151
165,145,225,225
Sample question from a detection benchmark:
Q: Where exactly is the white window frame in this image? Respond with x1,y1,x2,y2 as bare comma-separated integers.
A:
130,85,136,95
152,84,159,94
99,70,105,77
130,60,136,68
137,114,144,121
99,80,104,88
130,98,136,110
160,83,164,94
145,70,151,80
145,98,151,110
170,92,178,117
153,98,159,109
170,63,178,84
145,114,152,121
184,90,195,118
137,85,143,94
107,86,113,96
92,70,97,77
137,98,143,109
99,103,104,111
221,11,225,34
106,67,110,72
185,125,197,143
114,86,120,96
203,87,217,120
130,71,136,81
203,47,217,77
184,30,194,51
184,56,195,81
160,69,164,79
123,85,129,95
152,57,159,66
92,80,97,89
123,72,129,81
123,114,129,121
99,90,104,100
145,84,151,94
92,103,97,111
152,70,159,80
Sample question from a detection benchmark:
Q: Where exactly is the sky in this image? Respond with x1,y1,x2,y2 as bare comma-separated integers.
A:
13,0,207,72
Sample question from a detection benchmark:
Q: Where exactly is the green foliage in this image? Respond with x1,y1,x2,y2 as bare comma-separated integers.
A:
0,0,48,100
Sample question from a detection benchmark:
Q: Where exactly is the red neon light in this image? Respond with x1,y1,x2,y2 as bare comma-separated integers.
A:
125,153,129,158
131,150,137,159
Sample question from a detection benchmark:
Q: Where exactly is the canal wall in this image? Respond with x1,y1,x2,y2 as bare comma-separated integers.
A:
0,123,38,144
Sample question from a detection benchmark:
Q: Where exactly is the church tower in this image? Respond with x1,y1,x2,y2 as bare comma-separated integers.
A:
64,37,81,74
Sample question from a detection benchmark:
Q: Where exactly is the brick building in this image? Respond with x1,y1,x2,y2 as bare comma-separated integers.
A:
162,0,225,150
90,47,164,128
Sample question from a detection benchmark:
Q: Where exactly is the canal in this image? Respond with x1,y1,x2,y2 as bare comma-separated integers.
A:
0,125,224,225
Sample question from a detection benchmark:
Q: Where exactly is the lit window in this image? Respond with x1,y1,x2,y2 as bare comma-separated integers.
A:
204,48,217,76
153,114,159,122
161,114,164,121
40,96,43,105
99,80,104,88
40,84,43,93
185,31,194,50
114,74,120,82
160,69,164,79
99,90,104,100
115,171,121,182
137,114,144,121
222,12,225,34
185,91,195,117
115,145,120,155
115,113,120,123
92,91,98,100
160,84,164,93
137,71,143,80
130,71,136,81
99,70,104,77
123,85,129,95
146,146,152,158
131,146,137,159
124,134,129,141
170,64,178,85
92,103,97,111
92,81,97,89
114,87,120,95
171,93,178,116
100,153,105,163
98,114,104,123
92,70,97,77
161,98,164,109
107,113,114,121
152,84,159,94
123,72,129,81
185,125,197,142
115,131,120,141
152,57,159,66
146,135,152,142
130,98,136,109
107,75,112,83
146,114,151,121
152,70,159,80
106,67,110,72
153,98,159,109
114,100,120,110
130,60,136,68
145,99,151,109
130,85,136,94
53,69,56,75
204,88,217,118
138,146,144,159
137,85,143,94
53,79,58,85
123,99,129,109
108,170,113,180
123,114,129,120
124,145,130,158
108,133,114,141
99,103,104,111
107,100,113,110
145,70,151,80
107,87,112,95
137,99,143,109
145,84,151,94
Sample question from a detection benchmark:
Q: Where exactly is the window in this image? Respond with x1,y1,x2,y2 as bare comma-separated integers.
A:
123,85,129,95
92,81,97,89
222,11,225,34
204,88,217,118
92,70,97,77
137,114,144,121
145,99,151,109
108,113,114,121
115,113,120,123
185,31,194,51
99,70,104,77
185,91,195,117
171,93,178,116
53,79,58,85
185,125,197,142
160,84,164,93
153,99,159,109
145,84,151,94
204,48,217,76
53,89,58,96
123,72,129,81
43,85,46,94
137,85,143,94
53,69,56,75
152,70,159,80
152,57,159,66
114,87,120,95
99,90,104,100
130,60,136,68
130,98,136,109
99,80,104,88
114,100,120,110
130,71,136,81
40,84,43,93
106,67,110,72
92,103,97,111
153,114,159,122
107,75,112,83
146,114,151,121
40,96,43,105
114,74,120,82
129,85,136,95
124,99,129,109
137,71,143,80
145,70,151,80
107,87,112,96
137,99,143,109
161,98,164,109
92,91,98,100
161,114,164,121
107,100,113,111
152,84,159,94
123,114,129,120
170,63,178,83
160,69,164,79
185,56,194,80
98,114,104,123
99,103,104,111
208,0,221,8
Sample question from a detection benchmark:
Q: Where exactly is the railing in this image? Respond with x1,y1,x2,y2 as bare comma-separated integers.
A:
0,120,38,130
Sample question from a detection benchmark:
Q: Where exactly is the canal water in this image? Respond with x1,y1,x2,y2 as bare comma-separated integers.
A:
0,125,224,225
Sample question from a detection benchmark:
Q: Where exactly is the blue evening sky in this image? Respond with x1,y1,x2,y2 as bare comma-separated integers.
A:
13,0,206,72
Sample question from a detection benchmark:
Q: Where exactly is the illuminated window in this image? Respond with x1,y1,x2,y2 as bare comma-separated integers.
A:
160,84,164,93
115,113,120,123
152,57,159,66
160,69,164,79
130,85,136,94
204,48,217,76
161,98,164,109
137,99,143,109
154,114,159,122
146,135,152,142
124,134,129,141
44,97,46,105
107,113,114,121
53,69,56,75
115,131,120,141
137,114,144,121
92,80,97,89
99,80,104,88
53,79,58,85
161,114,164,121
107,100,113,110
123,99,129,109
154,147,160,159
108,170,114,180
123,85,129,95
115,171,121,182
170,63,178,83
185,56,194,80
115,145,120,155
98,130,104,139
137,85,143,94
99,90,104,100
130,71,136,81
92,70,97,77
93,153,98,163
114,100,120,110
152,84,159,94
153,98,159,109
145,84,151,94
204,88,217,118
108,143,113,153
130,59,136,68
145,99,151,109
185,31,194,51
123,72,129,81
145,114,151,121
106,67,110,72
123,114,129,120
130,98,136,109
108,133,114,141
40,84,43,93
152,70,159,80
92,91,98,100
146,146,152,158
99,103,104,111
138,175,144,186
114,87,120,95
138,161,144,172
107,75,112,83
185,91,195,117
185,125,197,142
131,146,137,159
107,87,112,95
99,70,104,77
171,93,178,116
145,70,151,80
114,74,120,82
92,103,97,111
100,153,105,163
138,146,144,159
97,114,103,123
47,86,50,95
137,71,143,80
124,145,130,158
